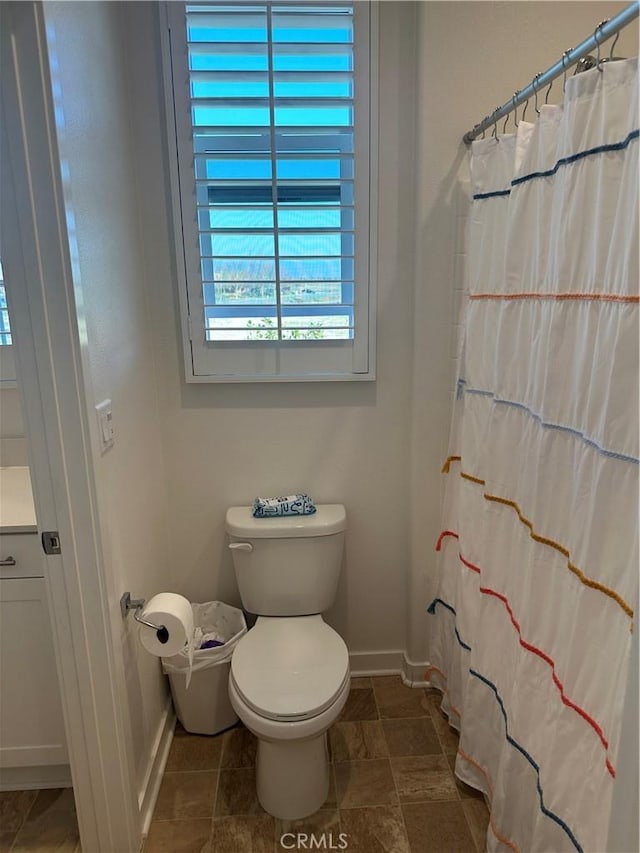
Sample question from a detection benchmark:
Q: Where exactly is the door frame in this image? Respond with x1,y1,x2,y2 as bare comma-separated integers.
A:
1,3,140,850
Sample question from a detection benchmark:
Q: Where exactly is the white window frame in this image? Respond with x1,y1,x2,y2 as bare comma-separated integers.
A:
160,0,378,382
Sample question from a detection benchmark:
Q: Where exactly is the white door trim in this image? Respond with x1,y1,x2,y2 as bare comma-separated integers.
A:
1,3,140,850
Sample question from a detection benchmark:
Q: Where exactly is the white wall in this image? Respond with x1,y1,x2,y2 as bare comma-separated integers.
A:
125,2,418,665
43,1,173,795
0,389,24,438
0,388,27,466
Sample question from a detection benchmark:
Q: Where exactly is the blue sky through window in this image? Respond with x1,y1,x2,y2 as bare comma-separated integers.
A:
0,260,11,346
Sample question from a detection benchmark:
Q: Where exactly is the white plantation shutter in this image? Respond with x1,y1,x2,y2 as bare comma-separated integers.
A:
164,1,376,381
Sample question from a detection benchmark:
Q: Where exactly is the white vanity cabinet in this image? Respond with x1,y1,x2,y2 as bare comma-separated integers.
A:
0,469,70,789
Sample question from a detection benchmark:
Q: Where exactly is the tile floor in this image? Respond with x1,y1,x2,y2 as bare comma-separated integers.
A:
145,676,490,853
0,787,80,853
0,677,489,852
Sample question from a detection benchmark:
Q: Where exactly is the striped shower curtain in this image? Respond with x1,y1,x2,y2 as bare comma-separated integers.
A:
428,59,638,852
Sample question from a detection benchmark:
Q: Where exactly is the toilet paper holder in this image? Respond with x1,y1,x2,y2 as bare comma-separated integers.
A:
120,591,170,644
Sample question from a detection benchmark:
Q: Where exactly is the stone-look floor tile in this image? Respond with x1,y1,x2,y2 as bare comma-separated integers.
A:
430,707,461,754
153,771,217,821
276,809,339,850
382,717,442,757
11,789,79,853
334,759,398,809
24,789,76,821
339,805,410,853
445,754,486,801
372,677,429,720
0,789,38,833
221,725,258,769
11,824,79,853
213,815,275,853
349,677,372,689
215,768,264,817
338,688,378,722
166,731,224,772
330,721,388,762
391,755,458,803
402,801,476,853
424,687,444,716
0,831,16,853
144,818,212,852
462,799,490,853
327,729,334,763
325,768,338,809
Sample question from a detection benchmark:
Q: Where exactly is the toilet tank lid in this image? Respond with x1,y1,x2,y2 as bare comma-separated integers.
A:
225,504,346,539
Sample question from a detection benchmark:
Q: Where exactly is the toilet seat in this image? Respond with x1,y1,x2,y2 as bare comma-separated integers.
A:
230,615,349,722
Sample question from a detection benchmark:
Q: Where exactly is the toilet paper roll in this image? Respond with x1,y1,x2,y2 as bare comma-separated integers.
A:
138,593,194,658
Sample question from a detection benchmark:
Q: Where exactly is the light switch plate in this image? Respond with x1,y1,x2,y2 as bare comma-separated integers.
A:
95,399,115,453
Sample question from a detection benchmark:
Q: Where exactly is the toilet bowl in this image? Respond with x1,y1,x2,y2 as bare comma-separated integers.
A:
228,615,350,820
225,503,348,820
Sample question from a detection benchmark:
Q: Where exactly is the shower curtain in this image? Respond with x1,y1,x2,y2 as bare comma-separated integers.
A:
428,58,638,853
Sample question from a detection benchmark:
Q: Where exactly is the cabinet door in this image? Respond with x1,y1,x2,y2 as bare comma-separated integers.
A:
0,533,43,579
0,578,68,767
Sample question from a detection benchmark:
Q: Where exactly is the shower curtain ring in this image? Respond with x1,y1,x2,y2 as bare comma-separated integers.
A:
532,73,541,114
521,96,529,123
512,92,519,127
492,108,499,141
609,30,620,60
544,78,553,104
594,20,609,71
562,50,571,93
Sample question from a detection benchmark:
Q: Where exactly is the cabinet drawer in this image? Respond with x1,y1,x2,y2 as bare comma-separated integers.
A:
0,533,43,579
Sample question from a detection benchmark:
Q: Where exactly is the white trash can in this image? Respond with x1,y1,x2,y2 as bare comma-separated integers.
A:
162,601,247,735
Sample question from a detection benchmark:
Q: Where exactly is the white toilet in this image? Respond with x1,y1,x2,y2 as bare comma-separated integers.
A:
225,504,349,821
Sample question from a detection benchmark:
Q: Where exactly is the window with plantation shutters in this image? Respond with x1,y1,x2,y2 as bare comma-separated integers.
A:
163,1,377,381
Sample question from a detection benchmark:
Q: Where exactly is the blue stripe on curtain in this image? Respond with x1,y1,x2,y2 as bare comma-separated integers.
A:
457,383,639,465
473,128,639,200
427,598,584,853
427,598,472,650
473,188,512,200
512,128,639,187
470,668,585,853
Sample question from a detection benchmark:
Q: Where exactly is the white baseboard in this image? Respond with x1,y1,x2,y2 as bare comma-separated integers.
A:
348,649,404,677
138,697,175,839
401,653,431,687
0,763,72,791
348,649,432,688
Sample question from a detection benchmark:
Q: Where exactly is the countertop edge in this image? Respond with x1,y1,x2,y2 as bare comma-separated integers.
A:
0,525,39,535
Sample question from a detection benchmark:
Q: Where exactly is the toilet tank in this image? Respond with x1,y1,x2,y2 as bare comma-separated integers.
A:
225,504,346,616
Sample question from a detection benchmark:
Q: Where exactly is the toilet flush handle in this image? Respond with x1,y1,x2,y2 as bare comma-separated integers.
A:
229,542,253,552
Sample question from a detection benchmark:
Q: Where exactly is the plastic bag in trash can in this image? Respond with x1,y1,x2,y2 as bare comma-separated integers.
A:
161,601,247,686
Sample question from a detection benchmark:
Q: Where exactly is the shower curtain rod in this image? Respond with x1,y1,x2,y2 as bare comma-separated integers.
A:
462,1,639,145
